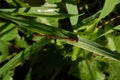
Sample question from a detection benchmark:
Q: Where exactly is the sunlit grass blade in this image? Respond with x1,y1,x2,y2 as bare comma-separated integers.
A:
12,13,78,19
0,6,59,13
99,0,119,19
65,36,120,61
65,0,79,26
0,12,75,38
0,7,78,19
46,0,62,3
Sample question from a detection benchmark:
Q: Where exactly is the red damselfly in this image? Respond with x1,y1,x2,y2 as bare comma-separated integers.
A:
33,34,78,42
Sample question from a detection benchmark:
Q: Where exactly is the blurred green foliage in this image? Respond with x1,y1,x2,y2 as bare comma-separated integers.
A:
0,0,120,80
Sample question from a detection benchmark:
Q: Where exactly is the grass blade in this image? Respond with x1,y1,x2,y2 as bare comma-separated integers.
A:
0,38,50,75
99,0,119,19
65,36,120,61
0,12,75,38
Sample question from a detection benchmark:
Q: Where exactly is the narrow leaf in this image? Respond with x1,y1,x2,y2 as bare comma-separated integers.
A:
97,25,120,39
0,23,18,41
0,38,50,75
0,12,75,38
46,0,62,3
65,0,79,26
64,36,120,61
99,0,119,19
0,6,58,13
0,40,9,62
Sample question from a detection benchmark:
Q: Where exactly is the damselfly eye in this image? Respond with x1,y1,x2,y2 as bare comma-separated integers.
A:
69,36,78,42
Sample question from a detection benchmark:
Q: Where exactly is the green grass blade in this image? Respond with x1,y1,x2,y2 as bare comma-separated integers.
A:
0,23,18,41
0,7,59,13
12,13,78,19
0,38,50,75
0,12,74,37
0,7,78,19
99,0,119,19
65,0,79,26
0,40,9,62
46,0,62,3
65,36,120,61
97,25,120,39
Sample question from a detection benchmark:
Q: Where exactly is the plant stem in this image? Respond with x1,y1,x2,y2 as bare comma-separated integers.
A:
83,51,95,80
